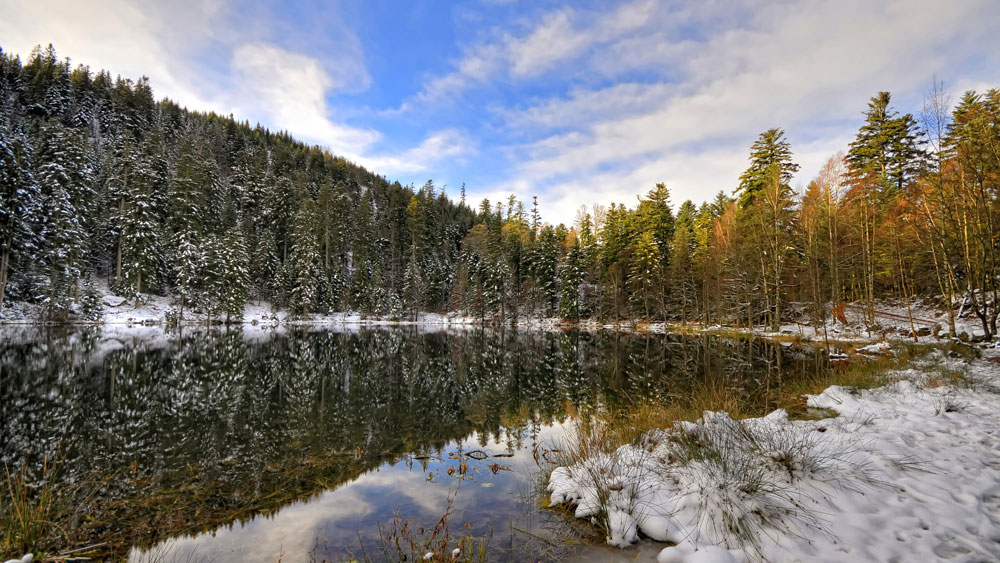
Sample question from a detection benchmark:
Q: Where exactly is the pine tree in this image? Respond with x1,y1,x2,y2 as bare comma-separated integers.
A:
736,128,799,208
173,233,202,317
117,154,162,303
0,124,39,313
35,121,91,318
941,89,1000,337
290,198,322,315
214,228,250,322
402,255,424,318
169,139,208,318
848,91,926,193
559,241,584,319
628,231,660,319
527,225,559,314
846,92,926,324
669,224,695,322
351,188,375,312
636,182,674,258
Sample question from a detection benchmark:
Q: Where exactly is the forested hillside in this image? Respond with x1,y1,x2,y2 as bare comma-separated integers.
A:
1,45,999,338
0,45,478,322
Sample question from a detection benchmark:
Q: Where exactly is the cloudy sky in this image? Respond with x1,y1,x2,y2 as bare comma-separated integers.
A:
1,0,997,224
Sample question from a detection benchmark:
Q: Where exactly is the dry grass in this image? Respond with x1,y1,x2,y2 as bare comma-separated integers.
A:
1,455,103,561
775,343,938,417
604,381,755,447
923,367,969,389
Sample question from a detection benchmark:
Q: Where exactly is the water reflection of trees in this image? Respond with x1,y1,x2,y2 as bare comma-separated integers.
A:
0,327,823,556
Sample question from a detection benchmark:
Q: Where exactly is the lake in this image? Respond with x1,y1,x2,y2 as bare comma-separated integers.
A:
0,325,827,562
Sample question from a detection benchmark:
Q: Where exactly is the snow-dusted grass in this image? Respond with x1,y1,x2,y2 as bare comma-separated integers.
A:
548,349,1000,562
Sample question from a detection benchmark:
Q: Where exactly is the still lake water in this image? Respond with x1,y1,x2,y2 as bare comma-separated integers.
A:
0,325,826,562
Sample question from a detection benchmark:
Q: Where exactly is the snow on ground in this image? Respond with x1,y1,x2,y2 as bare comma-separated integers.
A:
548,349,1000,562
0,284,992,347
630,298,993,350
0,281,484,327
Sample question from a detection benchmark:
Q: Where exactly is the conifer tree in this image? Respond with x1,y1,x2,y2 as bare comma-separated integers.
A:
736,128,799,208
118,154,162,303
636,182,674,258
0,124,39,313
351,188,375,312
214,228,250,322
290,198,322,315
559,241,584,318
628,231,660,319
848,91,926,193
669,224,695,322
35,121,90,318
169,139,207,318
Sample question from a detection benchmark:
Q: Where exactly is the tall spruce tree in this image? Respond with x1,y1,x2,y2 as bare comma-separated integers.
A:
0,124,39,313
35,121,91,318
848,91,926,193
735,128,799,208
290,198,322,315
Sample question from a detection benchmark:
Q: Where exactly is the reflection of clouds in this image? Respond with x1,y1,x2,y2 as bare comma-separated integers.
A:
352,467,451,516
131,485,376,563
133,420,576,563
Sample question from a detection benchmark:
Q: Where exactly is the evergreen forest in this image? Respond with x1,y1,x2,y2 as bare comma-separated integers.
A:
2,45,1000,338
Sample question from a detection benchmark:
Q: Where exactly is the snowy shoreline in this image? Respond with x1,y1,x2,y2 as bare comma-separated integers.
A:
547,347,1000,562
2,287,987,348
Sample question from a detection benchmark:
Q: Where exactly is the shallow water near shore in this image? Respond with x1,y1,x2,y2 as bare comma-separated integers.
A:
1,325,829,562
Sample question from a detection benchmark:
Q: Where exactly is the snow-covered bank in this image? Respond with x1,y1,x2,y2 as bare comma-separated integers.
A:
0,284,485,328
548,350,1000,562
1,287,993,349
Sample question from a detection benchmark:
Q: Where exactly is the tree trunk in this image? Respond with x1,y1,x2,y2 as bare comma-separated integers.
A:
895,234,918,342
0,241,9,315
115,197,124,285
135,270,142,309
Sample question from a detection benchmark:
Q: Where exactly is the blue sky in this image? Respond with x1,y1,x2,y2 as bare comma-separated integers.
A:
1,0,998,225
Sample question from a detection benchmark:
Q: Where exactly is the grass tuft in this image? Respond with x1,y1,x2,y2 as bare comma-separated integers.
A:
1,455,102,561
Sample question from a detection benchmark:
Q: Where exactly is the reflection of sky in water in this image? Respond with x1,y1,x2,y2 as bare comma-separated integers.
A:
133,422,573,563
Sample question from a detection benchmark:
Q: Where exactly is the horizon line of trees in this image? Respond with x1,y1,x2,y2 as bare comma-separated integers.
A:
2,46,999,337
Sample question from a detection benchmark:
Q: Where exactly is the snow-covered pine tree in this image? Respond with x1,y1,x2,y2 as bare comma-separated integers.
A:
118,153,163,304
0,124,40,313
350,188,375,312
402,252,424,319
214,228,250,323
169,138,208,319
35,121,91,319
533,225,560,314
559,241,585,319
628,231,660,319
290,198,322,315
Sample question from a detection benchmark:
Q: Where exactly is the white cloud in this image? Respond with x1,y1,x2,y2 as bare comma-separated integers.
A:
358,129,474,176
481,0,1000,225
414,0,659,105
508,10,588,78
229,43,380,155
